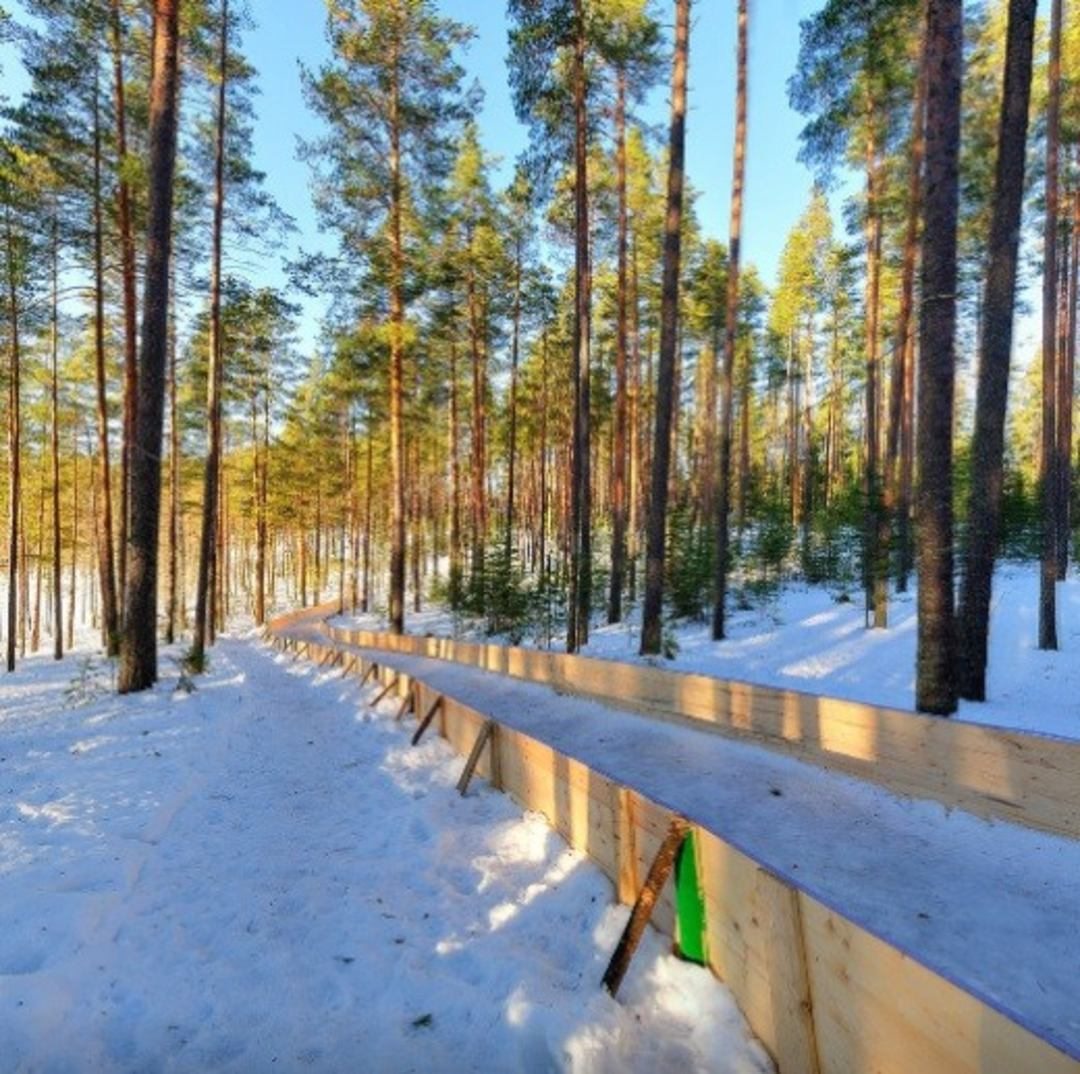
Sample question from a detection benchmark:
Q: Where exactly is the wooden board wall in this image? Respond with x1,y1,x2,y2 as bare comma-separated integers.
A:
268,625,1080,1074
321,622,1080,841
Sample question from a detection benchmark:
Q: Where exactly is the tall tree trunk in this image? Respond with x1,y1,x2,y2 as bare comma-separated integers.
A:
567,0,592,653
362,429,373,613
255,388,269,624
915,0,962,716
91,74,119,657
538,329,549,581
4,201,20,673
1039,0,1063,651
712,0,747,641
118,0,181,693
448,342,461,601
387,58,406,635
112,0,138,612
192,0,228,669
864,131,887,628
609,66,629,624
641,0,690,656
166,258,179,644
506,233,523,568
628,233,642,600
955,0,1037,701
467,263,486,586
1056,221,1073,578
888,17,928,597
50,212,62,660
32,447,44,652
67,428,78,652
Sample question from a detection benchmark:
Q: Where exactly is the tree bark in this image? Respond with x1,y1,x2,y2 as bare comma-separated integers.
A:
915,0,962,716
388,56,406,635
192,0,228,669
609,66,629,624
864,131,887,628
166,258,179,644
118,0,181,692
4,201,20,673
91,74,120,658
641,0,690,656
888,16,928,597
112,0,138,611
1038,0,1062,651
955,0,1037,701
50,211,62,660
567,0,592,653
712,0,747,641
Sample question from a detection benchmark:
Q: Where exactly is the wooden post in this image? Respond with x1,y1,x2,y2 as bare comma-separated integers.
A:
394,681,415,721
411,694,443,746
602,816,690,997
360,661,378,686
457,719,497,796
371,675,400,707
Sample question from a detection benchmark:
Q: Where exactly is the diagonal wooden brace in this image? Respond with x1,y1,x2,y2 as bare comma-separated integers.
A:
602,817,691,998
456,719,497,796
411,695,443,746
371,675,400,707
394,681,416,722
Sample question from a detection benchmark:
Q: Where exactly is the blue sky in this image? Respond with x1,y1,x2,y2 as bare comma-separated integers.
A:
244,0,825,349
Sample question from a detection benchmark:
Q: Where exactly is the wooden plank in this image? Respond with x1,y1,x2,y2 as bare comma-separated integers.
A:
457,719,497,796
320,623,1080,839
271,619,1080,1074
411,694,443,746
800,895,1078,1074
602,817,689,997
394,681,415,722
370,675,399,707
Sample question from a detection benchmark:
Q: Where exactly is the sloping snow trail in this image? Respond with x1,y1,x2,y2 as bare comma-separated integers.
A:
0,639,770,1074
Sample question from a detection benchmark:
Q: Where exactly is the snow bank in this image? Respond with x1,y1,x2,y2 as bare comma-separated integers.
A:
0,639,770,1073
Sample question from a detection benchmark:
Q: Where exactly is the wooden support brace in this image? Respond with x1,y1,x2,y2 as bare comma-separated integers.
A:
394,682,416,722
371,675,400,707
411,695,444,746
457,719,497,796
359,661,378,686
341,653,358,679
602,817,690,998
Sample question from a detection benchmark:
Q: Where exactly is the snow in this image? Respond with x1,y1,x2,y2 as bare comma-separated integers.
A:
0,638,771,1074
338,564,1080,740
282,625,1080,1061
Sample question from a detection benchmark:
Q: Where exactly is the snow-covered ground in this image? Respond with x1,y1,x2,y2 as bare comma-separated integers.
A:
0,638,770,1073
342,565,1080,739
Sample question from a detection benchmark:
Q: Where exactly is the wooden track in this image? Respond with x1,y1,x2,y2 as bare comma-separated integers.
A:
267,607,1080,1074
320,619,1080,841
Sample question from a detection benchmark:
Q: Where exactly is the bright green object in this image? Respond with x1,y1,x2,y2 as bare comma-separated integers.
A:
674,829,707,965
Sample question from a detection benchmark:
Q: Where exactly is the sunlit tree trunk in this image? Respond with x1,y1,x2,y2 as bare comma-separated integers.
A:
609,66,629,624
1039,0,1063,651
193,0,228,669
641,0,690,656
91,74,119,658
915,0,962,715
712,0,747,641
956,0,1037,701
112,0,138,611
118,0,181,692
4,200,21,673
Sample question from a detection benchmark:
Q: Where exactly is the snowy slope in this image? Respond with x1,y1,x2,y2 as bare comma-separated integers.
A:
0,640,770,1074
339,565,1080,739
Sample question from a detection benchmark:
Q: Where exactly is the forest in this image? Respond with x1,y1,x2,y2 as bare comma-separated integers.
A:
0,0,1077,718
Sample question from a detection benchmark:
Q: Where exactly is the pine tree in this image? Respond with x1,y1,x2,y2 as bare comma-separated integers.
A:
118,0,182,693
